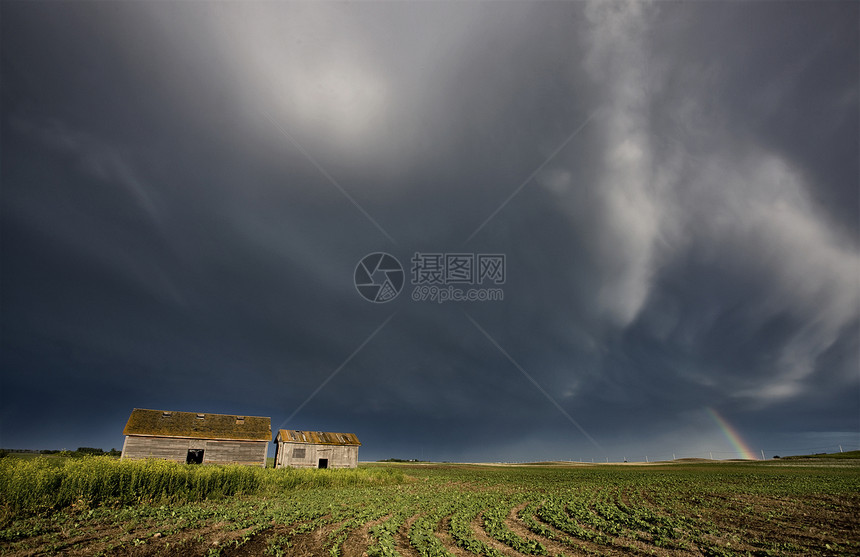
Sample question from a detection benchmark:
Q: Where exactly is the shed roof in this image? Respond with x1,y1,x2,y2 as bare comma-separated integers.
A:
276,429,361,446
123,409,271,441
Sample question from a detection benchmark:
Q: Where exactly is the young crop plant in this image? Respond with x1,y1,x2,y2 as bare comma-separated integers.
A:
481,497,547,555
327,496,392,557
535,498,612,545
409,515,453,557
366,514,404,557
448,498,505,557
367,491,439,557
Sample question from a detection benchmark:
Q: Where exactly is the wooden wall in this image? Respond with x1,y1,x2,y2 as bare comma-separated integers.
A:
121,436,267,467
275,442,358,469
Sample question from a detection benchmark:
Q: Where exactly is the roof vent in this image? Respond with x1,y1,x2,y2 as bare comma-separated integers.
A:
236,416,245,424
196,413,205,419
162,412,172,418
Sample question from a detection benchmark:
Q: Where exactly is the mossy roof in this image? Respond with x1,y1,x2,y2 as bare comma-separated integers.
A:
276,429,361,446
123,409,271,441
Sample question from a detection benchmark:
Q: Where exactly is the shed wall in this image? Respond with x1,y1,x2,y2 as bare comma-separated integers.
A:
275,442,358,469
121,436,267,467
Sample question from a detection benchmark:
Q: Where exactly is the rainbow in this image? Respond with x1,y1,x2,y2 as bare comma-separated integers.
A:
706,407,758,460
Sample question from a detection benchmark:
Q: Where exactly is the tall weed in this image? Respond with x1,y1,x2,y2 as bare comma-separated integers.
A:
0,457,403,515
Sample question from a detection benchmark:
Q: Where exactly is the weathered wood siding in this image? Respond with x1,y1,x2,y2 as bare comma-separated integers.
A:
275,442,358,469
121,436,267,467
204,441,268,466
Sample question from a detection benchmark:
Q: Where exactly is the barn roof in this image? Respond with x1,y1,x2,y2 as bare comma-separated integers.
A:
123,409,271,441
276,429,361,446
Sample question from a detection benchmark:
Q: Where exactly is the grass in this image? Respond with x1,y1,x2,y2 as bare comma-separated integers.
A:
0,456,404,517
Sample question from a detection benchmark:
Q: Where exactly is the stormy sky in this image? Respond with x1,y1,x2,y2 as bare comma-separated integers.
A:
1,1,858,462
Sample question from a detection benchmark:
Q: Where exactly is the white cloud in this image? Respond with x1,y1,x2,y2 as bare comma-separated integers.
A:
152,2,491,177
571,1,858,405
659,146,859,404
578,1,661,327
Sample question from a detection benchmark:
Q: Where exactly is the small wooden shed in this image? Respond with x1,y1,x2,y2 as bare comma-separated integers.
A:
121,409,271,467
274,429,360,469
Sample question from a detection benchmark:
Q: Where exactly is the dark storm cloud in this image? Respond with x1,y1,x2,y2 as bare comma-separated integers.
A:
1,1,857,460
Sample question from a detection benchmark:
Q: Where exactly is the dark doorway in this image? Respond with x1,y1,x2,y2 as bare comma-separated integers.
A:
186,449,204,464
318,458,328,469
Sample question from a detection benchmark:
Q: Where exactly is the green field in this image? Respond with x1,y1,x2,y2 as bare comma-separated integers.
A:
1,456,858,556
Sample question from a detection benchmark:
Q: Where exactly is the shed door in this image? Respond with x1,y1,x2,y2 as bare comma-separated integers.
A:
318,458,328,469
186,449,204,464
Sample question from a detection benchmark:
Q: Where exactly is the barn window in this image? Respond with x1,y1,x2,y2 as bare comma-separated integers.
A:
293,448,306,459
186,449,204,464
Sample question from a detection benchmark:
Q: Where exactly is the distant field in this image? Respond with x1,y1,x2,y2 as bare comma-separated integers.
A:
1,456,858,556
783,450,860,460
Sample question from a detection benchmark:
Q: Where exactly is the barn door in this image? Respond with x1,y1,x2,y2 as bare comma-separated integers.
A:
318,458,328,469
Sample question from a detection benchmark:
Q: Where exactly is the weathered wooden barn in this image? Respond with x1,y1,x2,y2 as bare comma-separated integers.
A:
121,409,271,467
274,429,360,469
